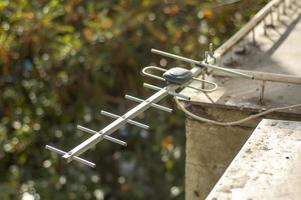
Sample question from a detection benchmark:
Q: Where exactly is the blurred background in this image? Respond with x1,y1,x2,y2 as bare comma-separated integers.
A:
0,0,268,199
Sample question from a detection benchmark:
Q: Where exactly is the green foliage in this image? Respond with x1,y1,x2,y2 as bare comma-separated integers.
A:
0,0,268,199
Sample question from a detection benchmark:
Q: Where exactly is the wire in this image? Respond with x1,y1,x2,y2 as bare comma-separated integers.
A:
174,97,301,126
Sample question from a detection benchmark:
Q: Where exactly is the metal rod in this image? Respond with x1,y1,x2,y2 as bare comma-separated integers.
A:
270,9,274,27
242,36,247,52
204,51,209,63
201,70,205,89
100,110,149,130
263,18,268,36
283,0,286,15
143,83,190,100
209,43,214,58
77,125,127,146
252,29,256,45
195,63,253,79
277,4,280,21
288,0,293,9
151,49,253,79
260,80,267,103
230,48,234,63
142,66,167,81
77,125,97,135
45,145,96,168
213,68,301,84
219,56,224,67
191,77,218,92
143,82,163,91
125,95,173,113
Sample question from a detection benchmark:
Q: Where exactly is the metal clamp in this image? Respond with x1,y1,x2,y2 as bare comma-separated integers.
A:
142,65,218,93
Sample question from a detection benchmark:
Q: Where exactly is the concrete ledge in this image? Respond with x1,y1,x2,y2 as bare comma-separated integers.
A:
206,119,301,200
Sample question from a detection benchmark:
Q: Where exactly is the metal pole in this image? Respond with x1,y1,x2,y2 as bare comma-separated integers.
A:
277,4,280,21
242,36,247,52
270,9,274,27
230,48,234,63
260,80,267,103
263,18,268,36
283,0,286,15
252,29,256,45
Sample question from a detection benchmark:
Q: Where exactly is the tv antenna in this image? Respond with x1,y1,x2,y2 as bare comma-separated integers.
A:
45,45,253,168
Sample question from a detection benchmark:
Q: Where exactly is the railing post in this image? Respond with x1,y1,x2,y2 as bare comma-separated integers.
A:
219,55,224,67
243,36,247,52
252,29,256,45
288,0,293,9
277,4,281,21
259,80,267,103
270,8,274,27
263,18,268,36
230,48,234,64
283,0,287,15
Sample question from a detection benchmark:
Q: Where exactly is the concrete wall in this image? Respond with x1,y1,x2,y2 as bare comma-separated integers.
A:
185,106,301,200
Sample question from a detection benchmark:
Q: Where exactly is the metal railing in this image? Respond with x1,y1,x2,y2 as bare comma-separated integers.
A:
214,0,297,66
211,0,300,102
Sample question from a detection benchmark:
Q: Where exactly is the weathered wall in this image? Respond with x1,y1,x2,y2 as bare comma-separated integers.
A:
206,119,301,200
185,106,301,200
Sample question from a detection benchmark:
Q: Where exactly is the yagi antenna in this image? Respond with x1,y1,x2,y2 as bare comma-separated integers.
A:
45,45,252,168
